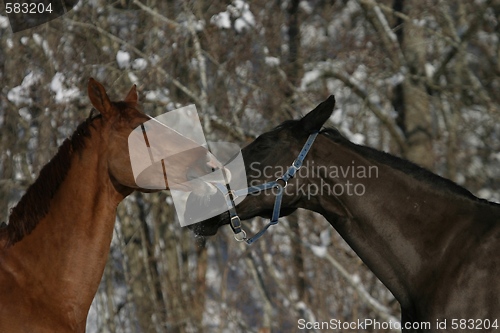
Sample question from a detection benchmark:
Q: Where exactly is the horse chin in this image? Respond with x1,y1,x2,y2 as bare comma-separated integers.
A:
188,212,230,237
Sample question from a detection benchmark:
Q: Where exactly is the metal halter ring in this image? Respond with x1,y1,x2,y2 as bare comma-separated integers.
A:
234,230,247,242
275,178,288,188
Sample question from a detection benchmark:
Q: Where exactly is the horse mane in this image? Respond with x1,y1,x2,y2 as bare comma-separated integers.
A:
1,110,102,246
319,127,496,205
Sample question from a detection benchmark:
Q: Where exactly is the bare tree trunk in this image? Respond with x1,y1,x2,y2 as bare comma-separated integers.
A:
137,193,168,332
192,238,208,330
288,214,307,300
161,212,187,333
118,197,158,332
392,0,434,168
286,0,302,94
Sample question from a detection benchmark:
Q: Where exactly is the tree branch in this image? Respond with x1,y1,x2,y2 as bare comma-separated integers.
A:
64,18,202,105
132,0,178,29
309,62,408,152
301,238,400,330
358,0,407,70
432,0,493,85
183,4,208,113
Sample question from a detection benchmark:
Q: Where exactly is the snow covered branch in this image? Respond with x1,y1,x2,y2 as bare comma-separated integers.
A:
65,18,202,105
131,0,179,29
431,0,494,106
358,0,406,70
313,63,408,152
183,4,208,114
301,239,401,331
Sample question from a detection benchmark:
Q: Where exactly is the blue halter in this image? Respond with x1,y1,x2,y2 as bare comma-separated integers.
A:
213,132,319,245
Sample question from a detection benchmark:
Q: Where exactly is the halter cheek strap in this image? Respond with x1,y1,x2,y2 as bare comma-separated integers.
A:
214,132,319,245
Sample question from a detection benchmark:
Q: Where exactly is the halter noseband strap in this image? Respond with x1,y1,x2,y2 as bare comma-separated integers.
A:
214,131,319,245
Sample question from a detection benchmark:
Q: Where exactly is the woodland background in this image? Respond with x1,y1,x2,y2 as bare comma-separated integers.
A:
0,0,499,332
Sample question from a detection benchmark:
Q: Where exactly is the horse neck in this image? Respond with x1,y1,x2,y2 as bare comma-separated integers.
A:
0,124,125,329
298,134,488,308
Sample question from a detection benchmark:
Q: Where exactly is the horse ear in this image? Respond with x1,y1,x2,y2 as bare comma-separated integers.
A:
299,95,335,133
88,78,114,120
124,84,138,104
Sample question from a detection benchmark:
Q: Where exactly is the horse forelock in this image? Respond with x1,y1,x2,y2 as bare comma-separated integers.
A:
2,112,102,246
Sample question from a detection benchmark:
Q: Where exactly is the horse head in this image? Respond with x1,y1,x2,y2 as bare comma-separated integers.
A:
189,96,336,237
87,78,218,196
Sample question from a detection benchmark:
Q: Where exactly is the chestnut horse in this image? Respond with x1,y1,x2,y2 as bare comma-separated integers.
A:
191,97,500,332
0,79,211,332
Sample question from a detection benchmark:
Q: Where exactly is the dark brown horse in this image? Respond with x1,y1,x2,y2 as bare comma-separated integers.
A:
0,78,211,332
191,96,500,332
